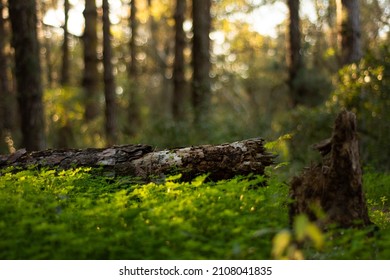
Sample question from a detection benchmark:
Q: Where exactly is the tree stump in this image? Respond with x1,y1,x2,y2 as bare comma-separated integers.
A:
0,138,275,181
289,110,372,228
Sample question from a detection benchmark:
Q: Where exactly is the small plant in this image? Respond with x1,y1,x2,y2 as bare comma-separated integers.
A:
272,214,323,260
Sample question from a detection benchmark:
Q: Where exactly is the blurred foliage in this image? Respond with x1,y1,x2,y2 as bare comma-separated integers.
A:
277,107,334,175
330,44,390,170
44,87,106,148
280,43,390,172
272,214,323,260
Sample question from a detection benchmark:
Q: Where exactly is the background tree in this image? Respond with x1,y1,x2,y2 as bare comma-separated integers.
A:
146,0,174,116
336,0,362,66
129,0,137,76
311,0,337,72
172,0,187,121
61,0,70,86
82,0,100,122
126,0,141,137
287,0,304,107
0,0,16,152
53,0,74,149
192,0,212,126
147,0,172,77
8,0,45,151
102,0,118,145
40,1,56,88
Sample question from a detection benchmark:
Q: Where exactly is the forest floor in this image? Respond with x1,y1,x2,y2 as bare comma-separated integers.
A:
0,167,389,259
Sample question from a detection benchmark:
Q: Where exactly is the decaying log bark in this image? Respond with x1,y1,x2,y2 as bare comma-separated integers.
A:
289,110,372,228
0,138,275,181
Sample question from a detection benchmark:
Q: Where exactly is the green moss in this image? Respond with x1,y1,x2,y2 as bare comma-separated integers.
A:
0,168,389,259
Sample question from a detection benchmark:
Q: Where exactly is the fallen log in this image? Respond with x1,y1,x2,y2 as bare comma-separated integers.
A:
289,110,372,228
0,138,275,181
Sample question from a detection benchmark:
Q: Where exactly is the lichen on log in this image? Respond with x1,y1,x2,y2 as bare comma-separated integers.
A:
0,138,275,181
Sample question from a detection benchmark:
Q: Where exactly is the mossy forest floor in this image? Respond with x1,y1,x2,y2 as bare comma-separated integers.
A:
0,167,389,259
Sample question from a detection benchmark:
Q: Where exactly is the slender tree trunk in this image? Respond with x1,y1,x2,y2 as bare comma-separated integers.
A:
147,0,173,119
0,0,19,152
61,0,70,86
129,0,137,76
102,0,118,146
0,0,16,152
0,0,12,130
0,1,7,127
55,0,73,149
192,0,211,126
40,1,55,88
287,0,304,107
172,0,187,121
9,0,45,151
45,39,55,88
336,0,362,66
82,0,99,122
125,0,141,137
147,0,169,71
326,0,338,59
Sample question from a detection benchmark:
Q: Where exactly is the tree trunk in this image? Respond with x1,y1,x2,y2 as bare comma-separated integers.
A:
102,0,118,146
172,0,187,121
0,0,7,131
61,0,70,86
55,0,73,149
0,0,17,152
43,34,55,88
336,0,362,66
147,0,169,72
125,0,141,137
146,0,173,119
0,0,15,144
0,138,275,181
192,0,211,126
82,0,100,122
40,1,55,88
9,0,46,151
129,0,137,76
287,0,304,107
290,110,372,228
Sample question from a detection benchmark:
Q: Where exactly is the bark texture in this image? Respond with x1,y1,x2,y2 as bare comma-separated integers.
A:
0,138,275,181
290,110,372,228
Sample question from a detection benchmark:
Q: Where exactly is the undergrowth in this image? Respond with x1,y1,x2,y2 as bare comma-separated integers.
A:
0,167,389,259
